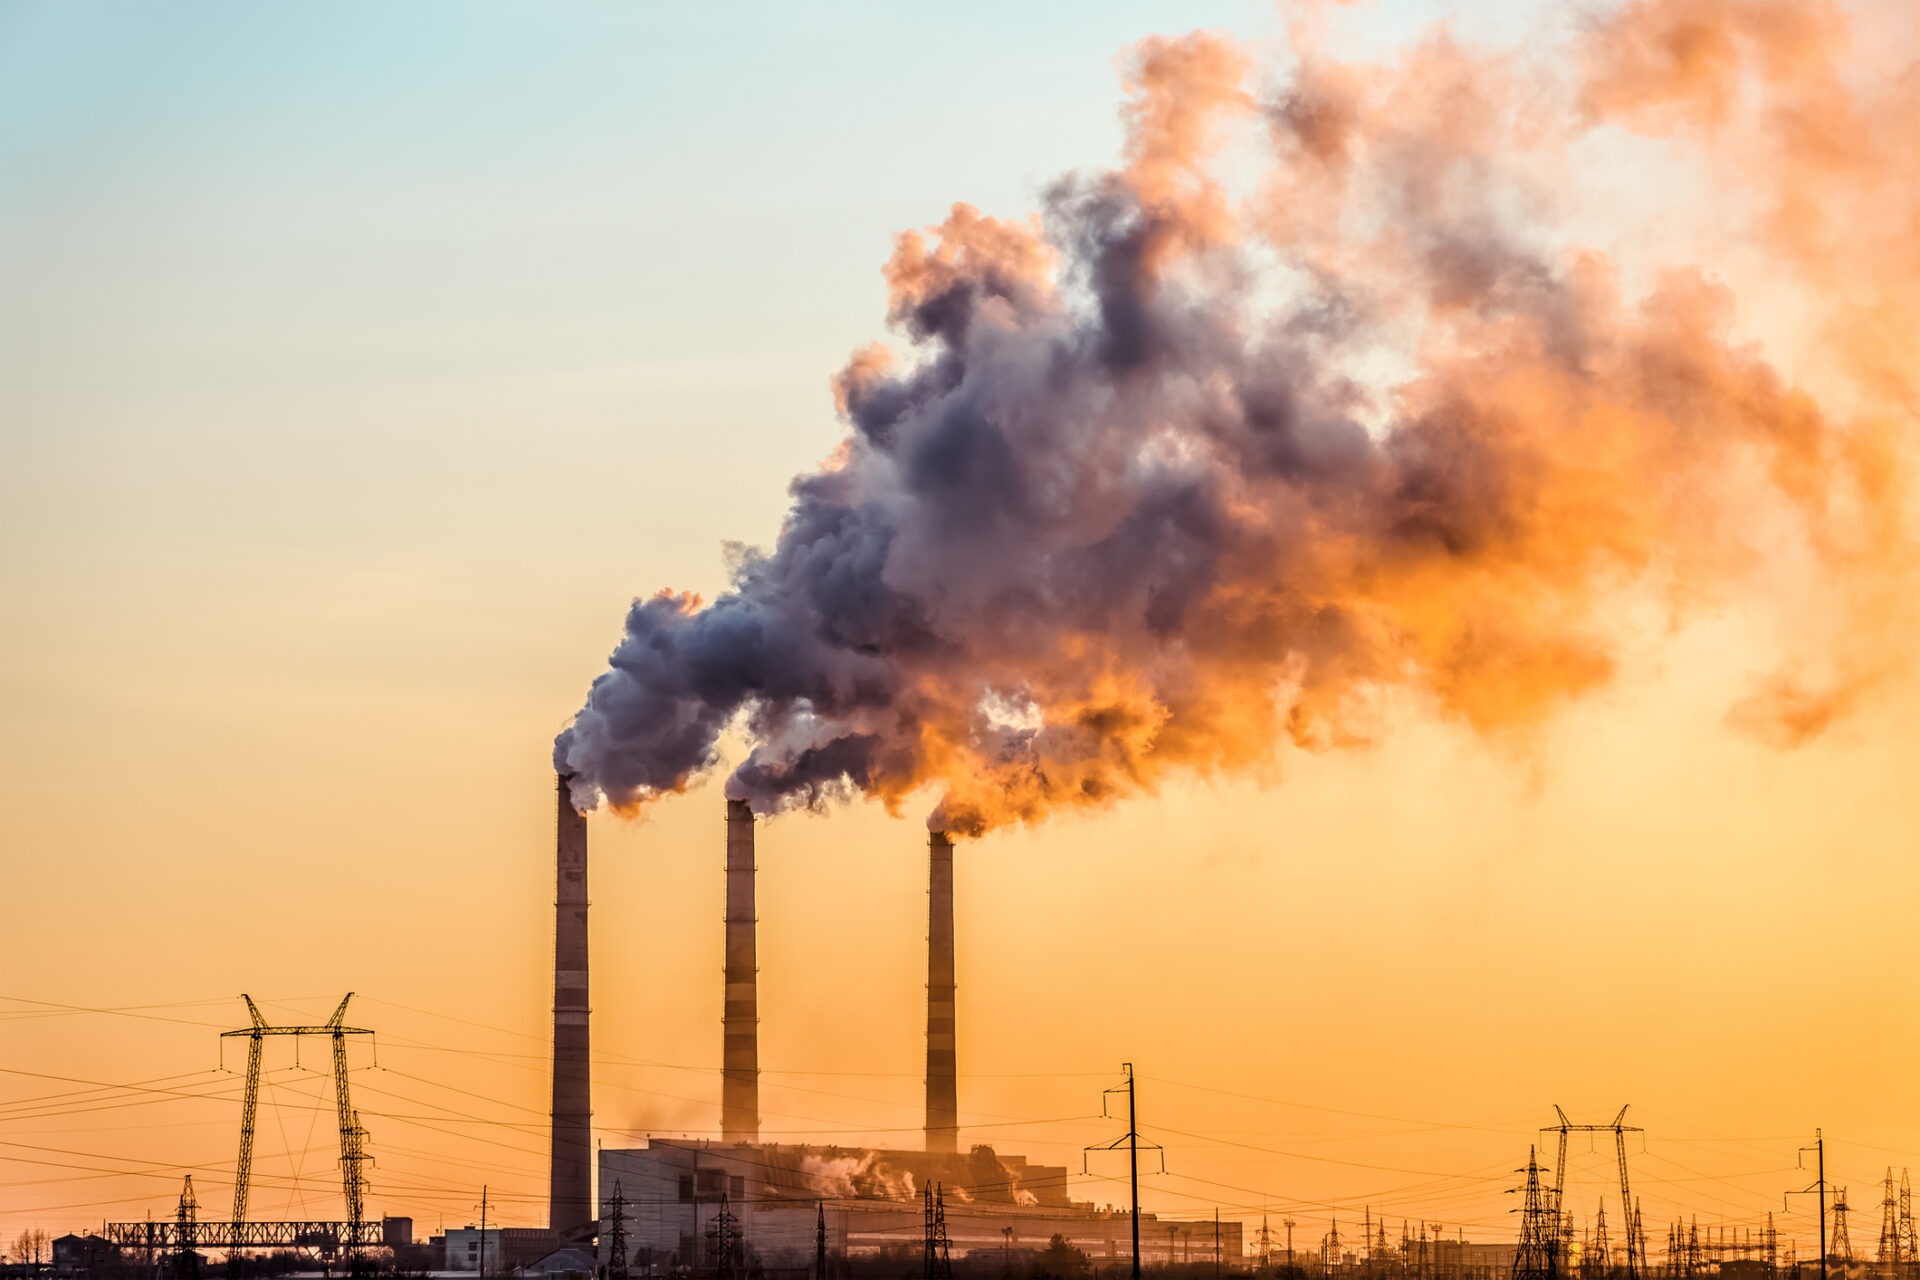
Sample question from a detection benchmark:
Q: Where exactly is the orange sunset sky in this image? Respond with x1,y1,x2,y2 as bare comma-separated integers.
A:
2,0,1916,1259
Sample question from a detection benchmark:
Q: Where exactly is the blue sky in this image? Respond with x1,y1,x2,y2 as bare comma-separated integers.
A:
0,0,1562,595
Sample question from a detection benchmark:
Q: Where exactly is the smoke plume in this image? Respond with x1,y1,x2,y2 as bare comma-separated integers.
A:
799,1152,918,1201
556,0,1915,833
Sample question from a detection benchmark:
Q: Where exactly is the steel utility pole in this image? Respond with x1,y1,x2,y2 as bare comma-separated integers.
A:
478,1186,488,1280
1790,1132,1827,1280
1817,1133,1827,1280
1131,1073,1140,1280
1086,1064,1163,1280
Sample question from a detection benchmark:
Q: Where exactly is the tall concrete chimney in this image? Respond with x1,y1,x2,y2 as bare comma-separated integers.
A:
549,774,592,1232
925,830,958,1153
722,800,759,1143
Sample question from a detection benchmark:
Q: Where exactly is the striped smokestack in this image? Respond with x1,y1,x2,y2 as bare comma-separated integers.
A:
925,830,957,1152
549,774,592,1232
722,799,759,1143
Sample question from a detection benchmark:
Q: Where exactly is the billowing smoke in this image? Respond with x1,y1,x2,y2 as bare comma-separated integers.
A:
557,0,1915,833
800,1152,918,1201
963,1145,1039,1206
788,1146,1046,1205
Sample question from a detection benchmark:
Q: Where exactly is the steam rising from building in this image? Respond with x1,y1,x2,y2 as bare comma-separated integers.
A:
798,1152,921,1201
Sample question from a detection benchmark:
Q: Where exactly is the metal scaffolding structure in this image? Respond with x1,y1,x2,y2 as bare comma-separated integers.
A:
102,1220,385,1252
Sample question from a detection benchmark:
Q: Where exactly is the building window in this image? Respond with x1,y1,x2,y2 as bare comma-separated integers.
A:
678,1175,694,1203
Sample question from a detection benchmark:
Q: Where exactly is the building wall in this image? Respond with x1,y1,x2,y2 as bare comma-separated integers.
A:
443,1228,563,1272
444,1228,501,1273
1149,1220,1245,1267
1434,1239,1517,1280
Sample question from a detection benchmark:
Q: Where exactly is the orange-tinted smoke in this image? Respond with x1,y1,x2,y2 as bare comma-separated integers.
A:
556,4,1916,832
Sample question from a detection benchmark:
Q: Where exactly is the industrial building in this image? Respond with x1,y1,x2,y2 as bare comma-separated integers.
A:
441,1226,592,1274
545,776,1228,1273
593,1139,1226,1268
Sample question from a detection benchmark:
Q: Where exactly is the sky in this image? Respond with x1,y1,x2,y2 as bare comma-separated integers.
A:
2,0,1917,1258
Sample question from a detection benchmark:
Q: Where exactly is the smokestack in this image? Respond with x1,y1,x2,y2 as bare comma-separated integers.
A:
925,830,957,1153
722,799,759,1143
549,774,592,1232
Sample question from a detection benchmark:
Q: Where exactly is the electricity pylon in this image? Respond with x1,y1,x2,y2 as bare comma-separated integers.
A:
1882,1171,1903,1269
221,994,374,1252
607,1183,629,1280
708,1191,742,1280
1833,1189,1854,1267
176,1175,200,1280
924,1185,953,1280
1546,1107,1645,1280
1515,1148,1559,1280
1900,1172,1918,1268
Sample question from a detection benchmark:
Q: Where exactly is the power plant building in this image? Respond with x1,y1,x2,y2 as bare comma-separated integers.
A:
550,778,1237,1273
596,1140,1231,1268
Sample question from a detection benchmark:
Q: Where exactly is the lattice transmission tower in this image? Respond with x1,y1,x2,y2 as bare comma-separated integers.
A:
708,1192,743,1280
1832,1189,1854,1267
924,1185,953,1280
1900,1171,1918,1267
1546,1106,1645,1280
606,1182,629,1280
1515,1147,1560,1280
1882,1171,1903,1270
175,1176,199,1280
223,995,373,1240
